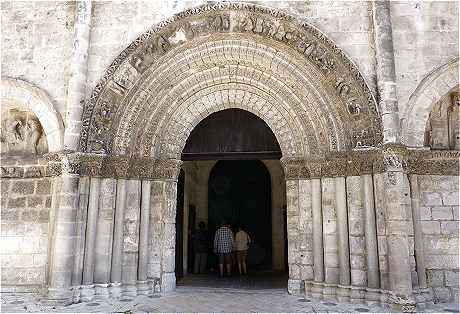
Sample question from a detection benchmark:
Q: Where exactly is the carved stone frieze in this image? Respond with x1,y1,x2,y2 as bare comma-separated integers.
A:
79,2,382,156
280,148,458,179
39,153,183,180
0,108,48,155
2,149,456,179
407,150,460,176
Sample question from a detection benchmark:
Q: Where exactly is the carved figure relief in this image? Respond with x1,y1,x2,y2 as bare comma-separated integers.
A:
0,109,47,155
425,90,460,150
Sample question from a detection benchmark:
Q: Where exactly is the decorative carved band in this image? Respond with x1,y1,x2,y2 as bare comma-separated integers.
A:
1,150,457,179
281,149,459,179
41,153,183,180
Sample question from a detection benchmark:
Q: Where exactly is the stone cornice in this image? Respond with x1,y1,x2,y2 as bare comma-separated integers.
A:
0,150,457,179
281,149,459,179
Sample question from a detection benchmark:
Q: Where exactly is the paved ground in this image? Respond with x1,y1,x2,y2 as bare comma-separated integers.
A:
1,273,459,313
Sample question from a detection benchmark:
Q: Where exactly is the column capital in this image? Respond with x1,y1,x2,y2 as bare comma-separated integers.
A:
43,152,182,180
381,144,409,172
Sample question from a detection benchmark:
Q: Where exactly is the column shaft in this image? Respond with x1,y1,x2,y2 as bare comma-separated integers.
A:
47,174,80,302
138,180,151,281
362,174,380,288
409,174,427,288
385,169,414,304
72,176,90,286
335,177,351,285
82,177,100,284
94,178,116,283
64,0,92,150
311,178,324,282
372,0,401,143
111,179,126,283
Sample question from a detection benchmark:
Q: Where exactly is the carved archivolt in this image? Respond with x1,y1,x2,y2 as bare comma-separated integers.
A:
80,2,382,158
1,78,64,153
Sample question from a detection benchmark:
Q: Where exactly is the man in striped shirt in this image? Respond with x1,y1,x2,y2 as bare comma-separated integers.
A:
214,221,234,277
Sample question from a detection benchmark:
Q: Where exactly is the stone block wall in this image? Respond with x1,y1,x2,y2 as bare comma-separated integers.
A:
0,170,52,292
418,175,459,302
1,1,74,117
391,1,459,111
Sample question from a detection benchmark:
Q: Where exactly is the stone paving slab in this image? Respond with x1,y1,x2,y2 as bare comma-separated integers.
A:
1,287,460,313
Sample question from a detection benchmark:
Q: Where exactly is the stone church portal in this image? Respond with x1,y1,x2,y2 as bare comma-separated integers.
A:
1,1,459,311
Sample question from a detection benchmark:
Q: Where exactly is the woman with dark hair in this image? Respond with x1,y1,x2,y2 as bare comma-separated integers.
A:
234,225,251,275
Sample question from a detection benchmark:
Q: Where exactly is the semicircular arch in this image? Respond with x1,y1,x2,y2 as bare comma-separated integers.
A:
80,2,382,158
401,58,459,147
1,77,64,152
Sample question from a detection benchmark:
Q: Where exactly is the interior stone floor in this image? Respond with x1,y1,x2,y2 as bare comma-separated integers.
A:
1,273,459,313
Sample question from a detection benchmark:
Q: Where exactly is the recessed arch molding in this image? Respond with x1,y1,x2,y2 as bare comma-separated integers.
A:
79,2,382,158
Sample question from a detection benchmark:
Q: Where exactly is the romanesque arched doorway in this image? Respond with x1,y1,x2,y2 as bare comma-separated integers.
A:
46,2,412,306
177,108,286,286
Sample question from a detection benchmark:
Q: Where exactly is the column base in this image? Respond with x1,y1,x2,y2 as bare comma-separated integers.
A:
287,279,303,295
109,282,123,299
136,280,150,295
161,272,176,293
336,285,350,302
94,284,110,299
350,286,366,304
122,284,137,298
42,287,74,306
79,284,95,302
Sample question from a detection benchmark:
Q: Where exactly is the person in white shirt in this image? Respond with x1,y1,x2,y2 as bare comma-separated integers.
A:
234,226,251,275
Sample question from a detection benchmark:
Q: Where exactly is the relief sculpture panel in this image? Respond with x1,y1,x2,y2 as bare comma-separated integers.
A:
0,108,47,155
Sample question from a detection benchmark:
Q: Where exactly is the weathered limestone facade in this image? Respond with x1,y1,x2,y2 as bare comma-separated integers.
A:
1,1,459,311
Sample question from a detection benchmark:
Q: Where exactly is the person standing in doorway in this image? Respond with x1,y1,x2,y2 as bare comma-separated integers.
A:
194,221,209,274
214,221,234,277
235,226,251,275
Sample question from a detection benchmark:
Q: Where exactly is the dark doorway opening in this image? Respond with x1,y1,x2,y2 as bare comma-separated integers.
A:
178,108,286,289
175,169,185,281
208,160,272,269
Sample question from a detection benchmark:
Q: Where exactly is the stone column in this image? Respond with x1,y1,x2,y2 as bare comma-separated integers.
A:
372,0,401,144
111,179,126,284
46,171,80,304
286,179,302,294
346,176,366,303
147,181,163,281
64,0,92,150
137,180,152,294
382,146,415,311
122,179,141,297
335,177,351,302
82,177,100,284
408,174,427,289
94,178,116,285
298,179,314,284
72,176,89,286
161,180,178,292
362,174,380,289
311,177,324,297
149,159,182,293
